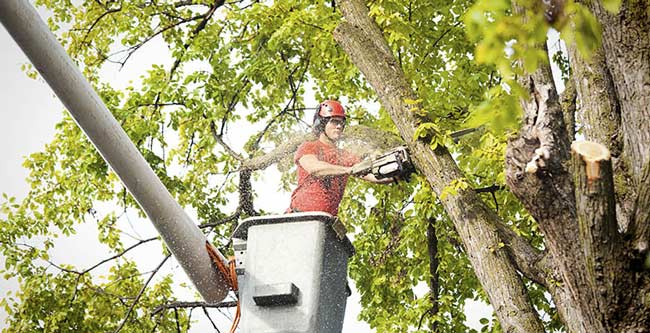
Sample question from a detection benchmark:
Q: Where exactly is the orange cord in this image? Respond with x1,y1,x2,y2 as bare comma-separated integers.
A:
228,259,241,333
206,242,241,333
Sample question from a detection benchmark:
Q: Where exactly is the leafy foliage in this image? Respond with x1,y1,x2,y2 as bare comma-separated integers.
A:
1,0,605,331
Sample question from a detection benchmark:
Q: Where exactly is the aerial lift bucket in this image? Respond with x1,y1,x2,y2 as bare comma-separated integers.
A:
232,212,355,333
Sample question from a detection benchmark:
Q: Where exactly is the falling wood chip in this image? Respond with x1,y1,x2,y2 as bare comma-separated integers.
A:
571,141,611,180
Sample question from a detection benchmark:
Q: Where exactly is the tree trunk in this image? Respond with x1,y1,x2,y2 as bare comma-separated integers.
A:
587,0,650,182
567,34,633,227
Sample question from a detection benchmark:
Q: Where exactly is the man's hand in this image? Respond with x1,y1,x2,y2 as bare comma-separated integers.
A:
361,172,398,184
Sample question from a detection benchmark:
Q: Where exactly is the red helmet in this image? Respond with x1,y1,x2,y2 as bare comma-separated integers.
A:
313,100,346,134
317,100,346,118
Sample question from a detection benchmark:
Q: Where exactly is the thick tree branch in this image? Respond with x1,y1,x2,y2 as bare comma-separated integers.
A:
425,218,439,332
238,169,256,217
492,219,548,286
210,120,243,161
572,141,626,325
333,1,545,331
630,161,650,254
505,34,606,333
560,77,576,141
568,41,632,227
587,0,650,181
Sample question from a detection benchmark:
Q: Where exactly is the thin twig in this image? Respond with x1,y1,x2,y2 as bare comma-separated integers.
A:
210,120,243,161
250,60,310,151
81,7,122,45
174,308,181,333
114,255,171,333
199,211,241,229
168,0,226,75
202,306,221,331
423,21,463,60
107,13,207,68
206,77,250,162
151,300,238,316
81,237,158,274
474,185,504,193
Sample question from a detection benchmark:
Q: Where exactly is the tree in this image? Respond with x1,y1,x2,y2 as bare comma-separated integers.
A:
0,0,647,332
334,0,650,332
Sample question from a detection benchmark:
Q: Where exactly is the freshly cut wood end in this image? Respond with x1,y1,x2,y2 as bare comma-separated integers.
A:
571,141,611,180
571,141,611,161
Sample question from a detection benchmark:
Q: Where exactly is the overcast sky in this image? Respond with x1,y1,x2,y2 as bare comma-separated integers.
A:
0,17,64,324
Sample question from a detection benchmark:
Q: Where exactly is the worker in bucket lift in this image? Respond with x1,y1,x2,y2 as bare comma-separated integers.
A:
288,100,395,216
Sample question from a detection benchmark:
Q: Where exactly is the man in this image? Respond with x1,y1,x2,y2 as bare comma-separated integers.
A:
288,100,393,216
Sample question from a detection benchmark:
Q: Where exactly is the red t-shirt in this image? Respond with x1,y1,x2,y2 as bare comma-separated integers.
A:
289,140,360,216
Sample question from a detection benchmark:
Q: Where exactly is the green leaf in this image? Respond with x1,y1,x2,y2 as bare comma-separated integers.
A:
564,2,602,58
601,0,622,13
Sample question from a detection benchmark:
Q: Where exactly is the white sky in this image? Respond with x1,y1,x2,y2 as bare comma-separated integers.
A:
0,3,499,332
0,21,63,325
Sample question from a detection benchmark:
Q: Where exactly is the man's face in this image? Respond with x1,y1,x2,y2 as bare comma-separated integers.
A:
324,116,346,141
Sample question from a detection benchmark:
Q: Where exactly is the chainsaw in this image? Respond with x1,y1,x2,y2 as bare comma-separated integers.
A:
350,146,415,181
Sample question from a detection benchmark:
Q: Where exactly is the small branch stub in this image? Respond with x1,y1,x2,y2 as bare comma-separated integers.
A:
571,141,611,181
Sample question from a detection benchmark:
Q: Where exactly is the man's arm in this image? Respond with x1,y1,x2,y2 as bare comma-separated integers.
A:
361,173,397,184
299,155,398,184
298,154,352,176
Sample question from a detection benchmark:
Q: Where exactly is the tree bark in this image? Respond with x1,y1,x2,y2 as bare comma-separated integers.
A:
587,0,650,183
572,141,625,329
630,162,650,253
560,77,576,141
568,39,633,228
427,218,440,333
333,1,546,332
